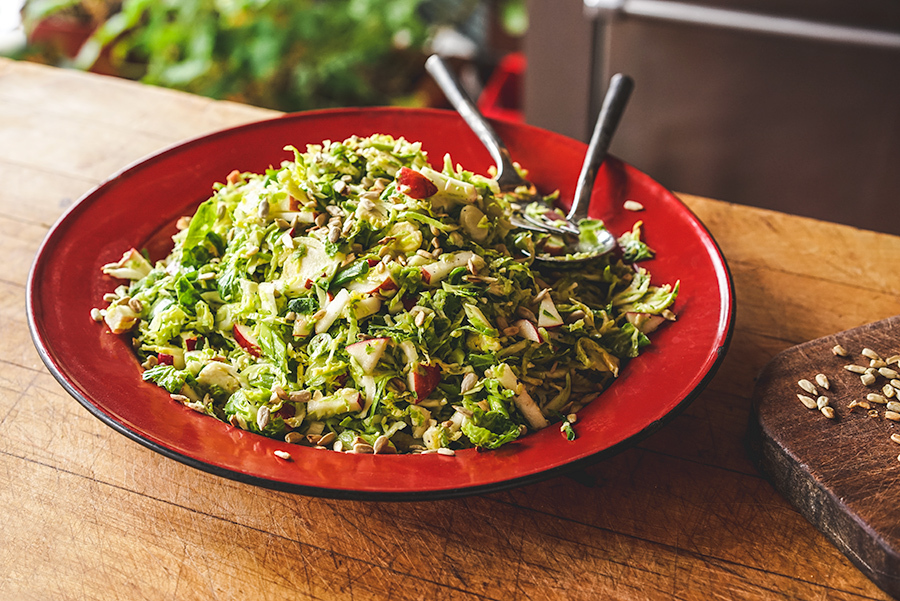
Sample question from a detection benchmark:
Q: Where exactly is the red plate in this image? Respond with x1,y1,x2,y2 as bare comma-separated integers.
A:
27,108,734,500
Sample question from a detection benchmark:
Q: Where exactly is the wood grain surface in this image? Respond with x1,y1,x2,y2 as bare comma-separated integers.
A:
751,315,900,598
3,57,900,600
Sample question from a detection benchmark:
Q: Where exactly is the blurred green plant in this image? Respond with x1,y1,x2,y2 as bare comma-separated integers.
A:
22,0,449,110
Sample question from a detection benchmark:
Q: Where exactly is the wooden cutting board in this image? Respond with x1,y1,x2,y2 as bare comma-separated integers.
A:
749,315,900,598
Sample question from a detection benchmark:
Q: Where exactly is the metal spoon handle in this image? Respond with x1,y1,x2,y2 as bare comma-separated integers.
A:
425,55,522,190
567,73,635,224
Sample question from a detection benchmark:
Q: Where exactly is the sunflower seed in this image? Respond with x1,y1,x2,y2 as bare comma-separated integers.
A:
886,355,900,365
416,249,433,259
844,364,867,374
128,298,143,313
798,379,817,395
352,442,375,454
90,307,103,322
797,394,817,409
317,432,336,447
884,384,897,399
820,406,835,419
436,448,455,456
879,367,900,379
256,405,270,430
862,348,881,360
460,372,478,394
887,411,900,422
289,390,311,403
888,401,900,413
868,409,880,418
815,374,829,390
866,393,887,404
333,440,344,453
861,373,877,386
893,379,900,390
832,344,849,357
284,431,304,444
414,311,426,327
871,359,887,369
891,433,900,445
257,200,269,220
373,435,394,454
816,396,830,409
273,450,292,460
315,213,328,227
623,200,645,211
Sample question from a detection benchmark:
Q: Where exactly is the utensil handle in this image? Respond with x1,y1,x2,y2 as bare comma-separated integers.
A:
425,55,520,188
567,73,634,223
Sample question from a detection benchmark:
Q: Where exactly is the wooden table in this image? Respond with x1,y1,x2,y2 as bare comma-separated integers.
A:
2,57,899,600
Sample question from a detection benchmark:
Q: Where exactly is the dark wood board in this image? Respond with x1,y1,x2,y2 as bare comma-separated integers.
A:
749,315,900,599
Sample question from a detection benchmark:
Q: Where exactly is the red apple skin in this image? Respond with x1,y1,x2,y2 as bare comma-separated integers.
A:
157,353,174,366
184,337,198,351
410,364,441,403
397,167,438,199
232,323,261,357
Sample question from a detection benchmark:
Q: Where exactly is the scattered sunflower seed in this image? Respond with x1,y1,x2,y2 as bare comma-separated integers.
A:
289,390,311,403
862,348,881,360
90,307,102,322
798,379,817,395
285,431,304,444
257,199,269,220
887,401,900,413
460,372,478,394
816,396,830,410
844,364,867,374
256,405,270,430
815,374,829,390
436,448,455,456
373,435,391,454
623,200,644,211
884,384,897,399
832,344,849,357
318,432,336,447
885,411,900,422
866,393,887,404
861,373,877,386
870,359,887,369
273,450,292,461
868,409,880,419
820,406,835,419
891,433,900,445
797,394,817,409
879,367,900,379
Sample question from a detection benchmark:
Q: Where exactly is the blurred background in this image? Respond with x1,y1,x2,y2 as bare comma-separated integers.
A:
3,0,899,235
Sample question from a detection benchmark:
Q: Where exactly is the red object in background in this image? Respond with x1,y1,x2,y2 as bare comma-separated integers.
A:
478,52,525,123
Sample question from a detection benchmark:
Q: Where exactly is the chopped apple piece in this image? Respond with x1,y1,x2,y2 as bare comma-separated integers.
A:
233,323,261,357
346,337,390,374
537,295,564,328
396,166,438,199
513,319,542,343
408,363,441,403
315,288,350,334
420,250,479,284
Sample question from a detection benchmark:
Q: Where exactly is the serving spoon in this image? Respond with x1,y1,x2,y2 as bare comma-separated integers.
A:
424,54,632,263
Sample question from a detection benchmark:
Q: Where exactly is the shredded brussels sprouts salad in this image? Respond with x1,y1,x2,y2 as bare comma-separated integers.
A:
95,134,679,455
